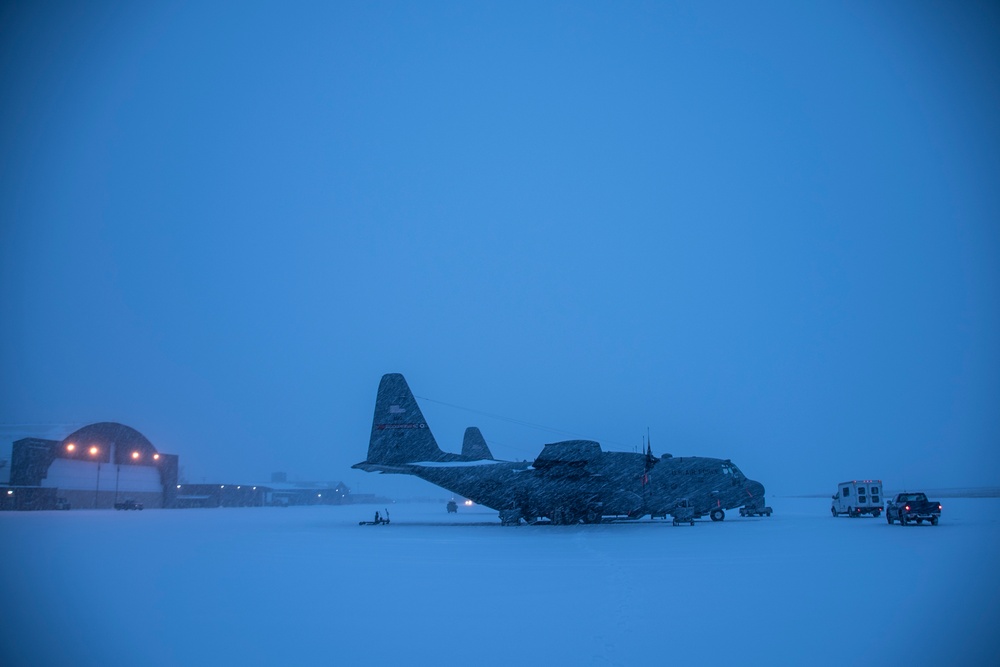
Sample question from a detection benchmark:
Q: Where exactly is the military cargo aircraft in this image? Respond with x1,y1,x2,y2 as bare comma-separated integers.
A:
353,374,768,525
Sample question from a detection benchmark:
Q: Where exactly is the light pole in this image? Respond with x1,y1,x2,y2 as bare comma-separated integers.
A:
118,450,140,505
89,446,100,508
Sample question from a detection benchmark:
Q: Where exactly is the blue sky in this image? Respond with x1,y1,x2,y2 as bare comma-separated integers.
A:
2,1,997,496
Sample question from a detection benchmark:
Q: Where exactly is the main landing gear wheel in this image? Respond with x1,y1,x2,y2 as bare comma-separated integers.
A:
831,507,837,517
710,508,725,522
551,508,581,525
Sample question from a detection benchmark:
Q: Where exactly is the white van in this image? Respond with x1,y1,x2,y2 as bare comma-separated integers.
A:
831,480,883,517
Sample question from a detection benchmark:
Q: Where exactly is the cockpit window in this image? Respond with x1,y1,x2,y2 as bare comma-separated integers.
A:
722,462,746,480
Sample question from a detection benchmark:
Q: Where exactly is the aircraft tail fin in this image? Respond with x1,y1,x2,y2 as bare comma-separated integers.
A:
461,427,494,460
363,373,448,465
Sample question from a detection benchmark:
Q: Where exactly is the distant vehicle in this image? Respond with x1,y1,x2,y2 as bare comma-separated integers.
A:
55,497,71,511
831,480,883,517
886,492,941,526
353,374,768,525
114,499,143,510
446,500,458,513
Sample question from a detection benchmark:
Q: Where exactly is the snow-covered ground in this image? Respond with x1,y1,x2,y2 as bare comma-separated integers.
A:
2,497,997,666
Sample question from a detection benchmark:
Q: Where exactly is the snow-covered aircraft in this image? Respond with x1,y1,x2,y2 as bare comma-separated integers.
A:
353,373,767,525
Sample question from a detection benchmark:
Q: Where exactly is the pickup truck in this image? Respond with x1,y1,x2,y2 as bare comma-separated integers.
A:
886,492,940,526
114,499,143,511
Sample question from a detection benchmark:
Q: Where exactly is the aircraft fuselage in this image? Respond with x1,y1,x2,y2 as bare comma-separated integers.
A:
354,374,767,524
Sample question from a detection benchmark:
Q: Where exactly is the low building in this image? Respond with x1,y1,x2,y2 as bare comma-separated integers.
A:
173,483,267,508
173,480,351,508
259,480,350,507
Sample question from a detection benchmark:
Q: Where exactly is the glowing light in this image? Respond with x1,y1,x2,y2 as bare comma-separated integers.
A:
66,443,76,452
89,446,99,456
6,490,12,495
153,454,160,461
176,485,181,489
317,493,322,498
252,487,256,491
221,485,225,489
464,500,473,506
132,451,140,460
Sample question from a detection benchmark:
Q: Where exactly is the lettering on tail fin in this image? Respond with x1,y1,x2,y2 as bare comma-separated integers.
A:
365,374,447,464
461,427,494,460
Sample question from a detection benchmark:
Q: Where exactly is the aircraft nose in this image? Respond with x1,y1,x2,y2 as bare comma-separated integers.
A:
747,480,765,499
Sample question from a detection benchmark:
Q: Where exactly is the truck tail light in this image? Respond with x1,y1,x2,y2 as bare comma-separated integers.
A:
905,505,910,511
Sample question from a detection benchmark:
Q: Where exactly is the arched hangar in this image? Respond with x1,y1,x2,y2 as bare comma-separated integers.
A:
8,422,178,509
